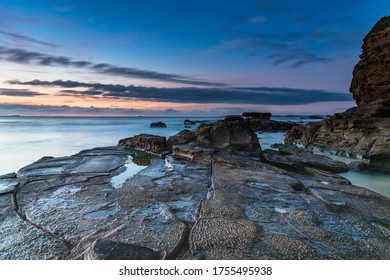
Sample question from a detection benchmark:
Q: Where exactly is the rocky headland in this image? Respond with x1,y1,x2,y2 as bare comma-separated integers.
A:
285,17,390,171
1,115,389,260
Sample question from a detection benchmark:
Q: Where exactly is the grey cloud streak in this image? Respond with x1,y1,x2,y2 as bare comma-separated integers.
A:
0,46,225,87
0,30,58,47
0,88,47,97
7,79,353,105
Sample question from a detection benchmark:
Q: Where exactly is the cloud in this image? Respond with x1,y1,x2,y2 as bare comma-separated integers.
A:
0,46,225,86
266,50,332,68
0,30,57,47
7,79,353,105
59,89,104,96
0,88,47,97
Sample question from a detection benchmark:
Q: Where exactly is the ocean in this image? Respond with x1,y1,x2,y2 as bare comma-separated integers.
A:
0,116,388,197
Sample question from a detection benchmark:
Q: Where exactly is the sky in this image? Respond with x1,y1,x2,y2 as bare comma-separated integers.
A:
0,0,389,116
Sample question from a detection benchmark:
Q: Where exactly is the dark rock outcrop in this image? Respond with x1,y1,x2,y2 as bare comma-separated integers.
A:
243,112,295,131
118,134,168,155
285,17,390,171
348,161,370,171
172,116,261,161
82,240,163,260
184,120,196,125
261,145,349,173
150,121,167,128
350,16,390,117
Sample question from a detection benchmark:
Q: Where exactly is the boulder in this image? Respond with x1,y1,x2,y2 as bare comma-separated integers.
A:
242,112,295,131
170,117,260,161
150,121,167,128
118,134,167,155
196,116,261,153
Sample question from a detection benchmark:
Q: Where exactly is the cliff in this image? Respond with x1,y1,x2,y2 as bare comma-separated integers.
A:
285,16,390,170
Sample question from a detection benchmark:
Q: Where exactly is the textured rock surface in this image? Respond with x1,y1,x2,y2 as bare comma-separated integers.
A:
285,17,390,170
170,116,261,162
150,121,167,128
350,16,390,117
1,139,389,260
118,134,168,155
285,109,390,170
243,112,295,131
261,145,349,173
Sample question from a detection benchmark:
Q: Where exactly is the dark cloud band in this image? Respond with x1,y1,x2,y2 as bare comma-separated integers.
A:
7,79,353,105
0,46,225,87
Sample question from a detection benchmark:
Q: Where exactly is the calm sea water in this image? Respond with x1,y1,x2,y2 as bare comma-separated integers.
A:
0,116,388,197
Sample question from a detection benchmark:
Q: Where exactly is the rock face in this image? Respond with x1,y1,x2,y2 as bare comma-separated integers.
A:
350,16,390,117
243,112,295,131
285,17,390,170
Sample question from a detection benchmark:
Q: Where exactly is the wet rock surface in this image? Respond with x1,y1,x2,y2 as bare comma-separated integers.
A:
1,123,389,259
261,144,349,173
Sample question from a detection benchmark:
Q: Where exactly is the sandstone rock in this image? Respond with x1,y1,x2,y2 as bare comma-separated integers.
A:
285,111,390,170
242,112,295,131
0,177,20,194
348,161,370,171
196,116,261,153
261,145,349,173
118,134,167,155
171,117,261,161
167,130,196,146
350,16,390,117
150,121,167,128
284,17,390,170
1,143,389,260
83,239,163,260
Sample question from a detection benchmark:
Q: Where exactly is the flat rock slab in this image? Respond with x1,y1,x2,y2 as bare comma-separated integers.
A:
1,146,389,260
